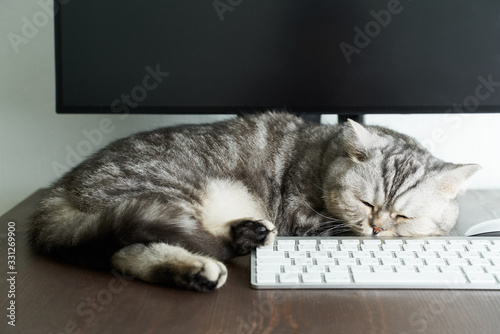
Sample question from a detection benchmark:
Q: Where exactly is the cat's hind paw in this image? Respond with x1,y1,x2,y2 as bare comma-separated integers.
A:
152,256,228,292
230,218,277,255
182,258,228,292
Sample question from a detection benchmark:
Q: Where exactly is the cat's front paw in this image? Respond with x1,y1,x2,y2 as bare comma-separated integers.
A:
230,218,277,255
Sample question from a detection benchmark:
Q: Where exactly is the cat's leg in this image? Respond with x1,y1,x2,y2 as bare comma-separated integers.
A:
111,242,228,292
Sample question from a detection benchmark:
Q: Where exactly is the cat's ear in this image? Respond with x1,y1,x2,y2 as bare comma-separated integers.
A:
343,119,374,162
436,164,481,198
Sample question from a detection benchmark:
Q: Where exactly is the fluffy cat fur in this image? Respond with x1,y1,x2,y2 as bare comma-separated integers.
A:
29,112,480,291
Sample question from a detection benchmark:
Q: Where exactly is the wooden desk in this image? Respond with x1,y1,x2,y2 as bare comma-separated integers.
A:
1,189,500,334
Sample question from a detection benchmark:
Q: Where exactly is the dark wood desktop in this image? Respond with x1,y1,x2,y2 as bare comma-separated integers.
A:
1,189,500,334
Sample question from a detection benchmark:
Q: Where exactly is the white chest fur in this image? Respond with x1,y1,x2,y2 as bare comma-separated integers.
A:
200,179,267,236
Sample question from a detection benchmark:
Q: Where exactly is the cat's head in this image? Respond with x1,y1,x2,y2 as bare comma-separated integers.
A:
323,120,480,237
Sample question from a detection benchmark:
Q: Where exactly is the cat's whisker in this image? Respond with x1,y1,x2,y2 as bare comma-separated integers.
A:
304,220,352,236
313,183,327,192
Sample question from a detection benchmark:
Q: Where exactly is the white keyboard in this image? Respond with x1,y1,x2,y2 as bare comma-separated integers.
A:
251,237,500,289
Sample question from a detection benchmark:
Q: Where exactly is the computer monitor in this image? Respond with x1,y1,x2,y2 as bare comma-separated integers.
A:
55,0,500,123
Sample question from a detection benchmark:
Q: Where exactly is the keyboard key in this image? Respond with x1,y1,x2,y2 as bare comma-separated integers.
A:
427,239,447,245
362,239,382,244
384,240,403,245
381,258,402,266
487,244,500,251
465,273,497,284
331,251,350,258
382,244,402,251
256,250,285,258
257,264,281,273
338,258,357,265
485,266,500,274
361,244,381,251
418,252,437,259
417,265,439,273
424,244,444,251
299,239,317,245
484,251,500,258
439,251,459,259
351,265,371,273
425,258,446,266
403,244,423,251
279,273,300,283
341,239,360,244
283,265,304,273
373,265,394,273
396,251,416,259
460,251,481,259
470,240,491,245
316,258,336,265
395,266,416,273
440,265,461,273
403,258,424,266
278,244,296,251
352,272,467,284
302,272,323,283
374,251,394,259
445,244,465,252
288,251,307,258
351,251,372,258
294,258,314,266
319,240,338,245
309,251,329,258
339,244,359,251
298,244,317,251
328,265,349,272
257,273,276,283
257,258,291,265
463,266,485,274
305,265,326,273
359,258,380,266
406,239,425,244
319,245,338,251
324,272,352,283
468,244,488,252
277,239,296,245
446,258,468,266
472,258,491,266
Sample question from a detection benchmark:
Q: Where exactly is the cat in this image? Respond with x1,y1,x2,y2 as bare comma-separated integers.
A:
29,112,480,291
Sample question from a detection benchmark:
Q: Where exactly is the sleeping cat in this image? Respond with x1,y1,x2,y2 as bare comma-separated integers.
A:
29,112,480,291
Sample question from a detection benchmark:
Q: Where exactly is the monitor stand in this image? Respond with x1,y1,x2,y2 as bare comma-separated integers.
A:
238,112,364,124
299,114,365,124
338,114,364,124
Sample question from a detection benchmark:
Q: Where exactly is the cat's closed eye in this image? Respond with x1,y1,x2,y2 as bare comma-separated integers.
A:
361,201,374,210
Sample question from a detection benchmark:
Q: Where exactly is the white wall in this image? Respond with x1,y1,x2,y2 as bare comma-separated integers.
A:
1,1,500,216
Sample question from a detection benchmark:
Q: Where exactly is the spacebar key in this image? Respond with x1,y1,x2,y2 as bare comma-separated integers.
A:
352,272,467,285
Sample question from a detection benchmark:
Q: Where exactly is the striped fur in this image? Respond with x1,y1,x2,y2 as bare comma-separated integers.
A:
29,112,479,291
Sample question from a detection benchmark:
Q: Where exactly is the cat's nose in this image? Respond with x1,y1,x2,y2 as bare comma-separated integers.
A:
372,225,383,235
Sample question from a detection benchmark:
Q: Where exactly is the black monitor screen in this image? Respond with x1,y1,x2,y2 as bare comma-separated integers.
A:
56,0,500,114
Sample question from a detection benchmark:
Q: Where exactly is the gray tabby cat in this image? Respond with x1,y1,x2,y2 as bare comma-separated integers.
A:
30,112,479,291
